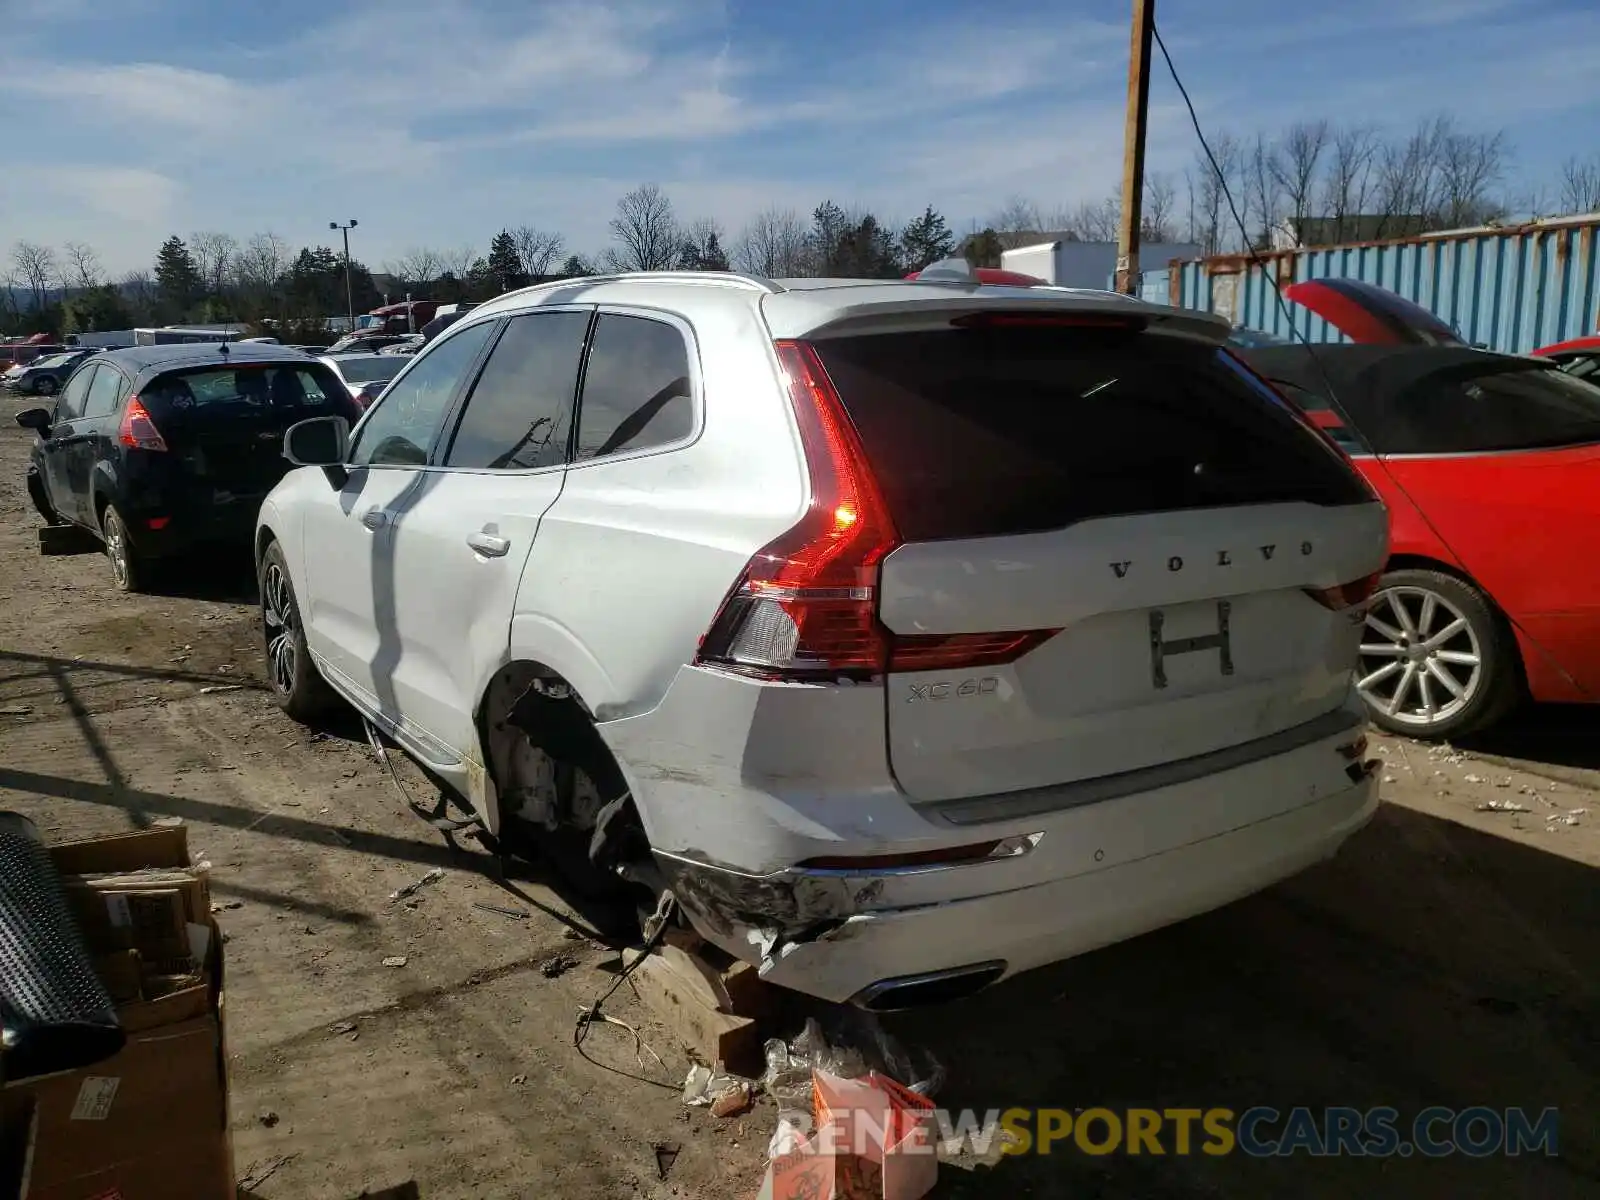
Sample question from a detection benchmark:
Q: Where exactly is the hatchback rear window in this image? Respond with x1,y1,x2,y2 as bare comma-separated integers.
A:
811,327,1371,542
144,365,347,415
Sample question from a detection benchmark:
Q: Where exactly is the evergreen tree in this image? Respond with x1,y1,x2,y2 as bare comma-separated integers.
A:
487,231,526,292
154,236,201,320
558,254,596,277
700,231,730,271
960,228,1006,268
900,206,956,272
62,285,132,334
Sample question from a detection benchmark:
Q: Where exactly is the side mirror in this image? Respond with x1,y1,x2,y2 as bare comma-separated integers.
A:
283,415,349,467
15,407,51,435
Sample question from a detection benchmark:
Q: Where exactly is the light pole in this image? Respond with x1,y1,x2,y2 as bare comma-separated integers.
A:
330,219,359,333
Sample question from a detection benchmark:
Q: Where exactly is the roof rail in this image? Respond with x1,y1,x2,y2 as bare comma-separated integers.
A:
496,271,786,303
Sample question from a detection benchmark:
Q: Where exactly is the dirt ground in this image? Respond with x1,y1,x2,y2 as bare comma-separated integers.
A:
2,398,1597,1199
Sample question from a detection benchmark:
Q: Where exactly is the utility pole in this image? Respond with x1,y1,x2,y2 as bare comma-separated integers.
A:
1114,0,1154,295
330,219,359,332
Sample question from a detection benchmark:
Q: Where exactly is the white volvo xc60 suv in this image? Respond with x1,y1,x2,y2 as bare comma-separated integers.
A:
257,261,1387,1009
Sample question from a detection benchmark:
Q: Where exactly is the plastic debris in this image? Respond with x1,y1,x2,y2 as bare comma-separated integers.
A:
199,684,243,695
1463,774,1483,784
382,955,408,968
389,867,444,902
683,1063,751,1113
1474,799,1529,813
711,1079,754,1118
0,704,34,716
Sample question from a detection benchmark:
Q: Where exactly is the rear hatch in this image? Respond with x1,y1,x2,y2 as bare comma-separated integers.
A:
139,362,356,497
809,319,1387,810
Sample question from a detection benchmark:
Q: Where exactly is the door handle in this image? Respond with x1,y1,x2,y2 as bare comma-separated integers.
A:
361,507,388,531
466,531,511,558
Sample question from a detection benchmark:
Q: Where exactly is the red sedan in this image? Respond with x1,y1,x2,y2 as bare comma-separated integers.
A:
1238,289,1600,739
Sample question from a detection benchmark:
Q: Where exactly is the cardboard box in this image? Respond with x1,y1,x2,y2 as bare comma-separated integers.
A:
1,1092,38,1200
2,826,233,1200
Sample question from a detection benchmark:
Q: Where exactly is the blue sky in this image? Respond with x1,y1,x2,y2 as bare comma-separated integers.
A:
1,0,1596,275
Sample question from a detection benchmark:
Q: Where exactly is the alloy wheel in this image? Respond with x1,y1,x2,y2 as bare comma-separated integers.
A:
1358,585,1483,728
105,514,129,589
262,563,298,695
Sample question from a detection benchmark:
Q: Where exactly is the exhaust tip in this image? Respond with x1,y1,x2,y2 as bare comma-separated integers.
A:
851,961,1008,1012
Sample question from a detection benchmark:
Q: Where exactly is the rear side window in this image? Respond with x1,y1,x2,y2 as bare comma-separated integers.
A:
812,327,1371,542
444,311,588,470
575,314,694,461
1270,379,1368,456
83,365,125,418
1375,364,1600,455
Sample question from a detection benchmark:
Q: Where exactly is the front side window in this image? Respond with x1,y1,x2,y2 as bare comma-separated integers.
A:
348,321,495,468
443,311,588,470
54,364,96,420
574,313,694,461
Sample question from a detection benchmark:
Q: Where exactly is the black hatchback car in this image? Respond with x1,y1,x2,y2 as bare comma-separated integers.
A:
16,342,358,591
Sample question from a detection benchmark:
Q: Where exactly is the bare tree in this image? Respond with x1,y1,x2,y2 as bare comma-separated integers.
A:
1141,173,1178,242
1322,124,1380,243
987,194,1043,235
233,232,290,291
9,242,56,310
732,207,809,276
1437,125,1509,227
1559,154,1600,214
121,269,158,314
386,249,445,290
510,227,565,278
1184,133,1244,254
1056,194,1119,242
438,245,478,282
188,231,237,298
1244,134,1285,248
1270,120,1329,237
607,183,679,271
62,242,102,291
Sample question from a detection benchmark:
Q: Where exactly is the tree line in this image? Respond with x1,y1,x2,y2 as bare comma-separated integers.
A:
6,113,1598,340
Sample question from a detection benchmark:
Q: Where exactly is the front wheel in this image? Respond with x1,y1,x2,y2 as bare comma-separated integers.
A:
32,376,58,396
260,541,340,722
1356,568,1519,740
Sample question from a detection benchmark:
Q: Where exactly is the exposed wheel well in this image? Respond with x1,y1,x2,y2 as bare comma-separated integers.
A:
255,525,278,565
477,660,653,889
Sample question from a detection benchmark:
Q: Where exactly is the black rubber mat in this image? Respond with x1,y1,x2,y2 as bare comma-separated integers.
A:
0,813,124,1082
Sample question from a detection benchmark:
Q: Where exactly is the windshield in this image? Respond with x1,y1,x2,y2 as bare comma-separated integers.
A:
28,354,73,370
336,356,404,383
1375,363,1600,455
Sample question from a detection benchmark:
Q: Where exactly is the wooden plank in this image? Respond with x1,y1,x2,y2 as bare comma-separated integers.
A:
627,955,762,1077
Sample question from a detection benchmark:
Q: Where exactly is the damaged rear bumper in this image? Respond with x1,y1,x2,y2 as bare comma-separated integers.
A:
658,778,1376,1006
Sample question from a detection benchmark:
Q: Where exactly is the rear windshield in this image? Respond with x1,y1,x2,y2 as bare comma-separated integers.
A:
142,364,350,417
337,357,405,383
1364,363,1600,455
812,327,1371,542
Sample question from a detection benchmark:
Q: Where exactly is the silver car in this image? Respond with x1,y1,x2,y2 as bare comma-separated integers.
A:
316,353,406,410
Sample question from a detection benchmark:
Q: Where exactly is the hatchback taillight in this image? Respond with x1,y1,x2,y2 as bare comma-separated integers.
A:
118,396,168,451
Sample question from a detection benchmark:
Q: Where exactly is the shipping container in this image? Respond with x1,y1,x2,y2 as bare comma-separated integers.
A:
1174,213,1600,354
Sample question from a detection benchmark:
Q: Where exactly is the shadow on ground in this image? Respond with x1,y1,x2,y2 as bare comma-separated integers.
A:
1458,702,1600,778
883,803,1598,1199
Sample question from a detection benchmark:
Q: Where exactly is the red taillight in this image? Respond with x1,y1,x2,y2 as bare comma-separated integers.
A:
694,341,1057,679
117,396,167,451
1306,571,1381,611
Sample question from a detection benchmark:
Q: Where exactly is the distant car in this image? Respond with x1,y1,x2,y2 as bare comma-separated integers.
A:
317,352,405,410
1238,286,1600,739
1227,326,1293,350
3,349,97,396
377,335,425,356
325,333,412,355
15,342,362,592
